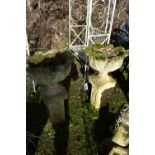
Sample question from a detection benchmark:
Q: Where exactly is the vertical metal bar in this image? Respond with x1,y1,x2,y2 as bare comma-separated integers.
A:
105,0,112,33
26,34,36,93
27,0,32,11
69,0,71,50
32,81,36,93
38,0,41,10
86,0,89,46
107,0,117,43
26,34,30,56
85,0,89,46
86,0,93,46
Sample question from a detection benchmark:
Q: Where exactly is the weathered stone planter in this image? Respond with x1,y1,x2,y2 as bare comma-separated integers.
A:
108,146,128,155
108,104,129,155
112,104,129,147
27,49,72,124
86,44,128,110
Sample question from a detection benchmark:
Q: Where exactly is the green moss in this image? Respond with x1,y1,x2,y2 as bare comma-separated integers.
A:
85,43,128,61
109,97,128,113
85,44,106,61
101,86,128,114
27,58,128,154
27,49,73,65
27,52,57,64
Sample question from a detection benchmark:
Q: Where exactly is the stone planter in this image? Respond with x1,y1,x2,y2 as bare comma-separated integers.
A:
112,104,129,147
86,44,128,109
27,50,72,124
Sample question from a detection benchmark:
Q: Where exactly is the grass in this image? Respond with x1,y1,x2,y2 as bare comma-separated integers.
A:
27,59,128,155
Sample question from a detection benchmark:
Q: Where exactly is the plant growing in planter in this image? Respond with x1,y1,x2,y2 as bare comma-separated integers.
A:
85,44,128,110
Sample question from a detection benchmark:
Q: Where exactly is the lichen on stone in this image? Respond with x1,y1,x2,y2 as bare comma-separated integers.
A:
85,43,128,61
26,48,72,65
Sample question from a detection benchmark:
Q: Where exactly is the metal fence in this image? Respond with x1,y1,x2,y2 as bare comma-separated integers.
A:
69,0,117,53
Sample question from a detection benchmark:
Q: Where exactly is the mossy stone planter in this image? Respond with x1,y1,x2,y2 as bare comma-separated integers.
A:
86,44,128,110
27,50,72,124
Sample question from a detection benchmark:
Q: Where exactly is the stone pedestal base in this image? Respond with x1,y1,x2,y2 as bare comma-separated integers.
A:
39,84,68,125
108,146,128,155
89,75,116,110
112,124,129,147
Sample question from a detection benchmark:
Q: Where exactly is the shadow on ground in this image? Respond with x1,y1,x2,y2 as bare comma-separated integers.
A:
93,105,116,155
26,62,78,155
26,94,48,155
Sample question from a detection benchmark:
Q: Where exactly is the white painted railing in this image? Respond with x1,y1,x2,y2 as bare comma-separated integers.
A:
69,0,117,53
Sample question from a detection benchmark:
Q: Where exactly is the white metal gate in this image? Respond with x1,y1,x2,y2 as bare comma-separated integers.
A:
69,0,117,53
69,0,88,54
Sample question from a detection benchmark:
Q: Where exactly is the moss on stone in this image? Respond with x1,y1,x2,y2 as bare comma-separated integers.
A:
27,48,73,65
85,43,128,61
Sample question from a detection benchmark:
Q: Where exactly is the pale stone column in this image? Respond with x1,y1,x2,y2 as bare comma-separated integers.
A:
89,74,116,110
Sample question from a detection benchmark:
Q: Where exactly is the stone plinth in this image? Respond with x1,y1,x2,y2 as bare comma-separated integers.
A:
108,146,128,155
112,123,129,147
89,75,116,110
112,104,129,147
39,84,68,125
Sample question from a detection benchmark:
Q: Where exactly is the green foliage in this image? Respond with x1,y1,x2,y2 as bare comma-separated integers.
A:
85,44,107,61
27,49,73,65
85,43,128,61
109,98,128,113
